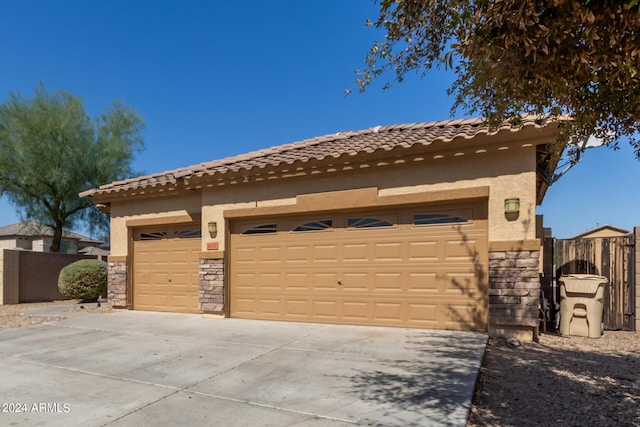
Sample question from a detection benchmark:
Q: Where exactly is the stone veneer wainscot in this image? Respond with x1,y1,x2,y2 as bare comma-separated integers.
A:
488,250,541,338
107,261,127,308
199,258,224,313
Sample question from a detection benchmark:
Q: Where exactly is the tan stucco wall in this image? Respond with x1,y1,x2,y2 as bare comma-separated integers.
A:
201,144,537,251
107,140,539,256
376,146,537,243
109,193,202,255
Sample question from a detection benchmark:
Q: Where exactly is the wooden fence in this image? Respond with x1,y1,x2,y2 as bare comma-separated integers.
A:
556,235,635,331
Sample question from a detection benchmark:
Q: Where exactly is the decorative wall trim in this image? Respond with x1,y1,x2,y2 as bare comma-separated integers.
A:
224,186,490,219
197,250,225,259
489,240,541,252
126,213,200,227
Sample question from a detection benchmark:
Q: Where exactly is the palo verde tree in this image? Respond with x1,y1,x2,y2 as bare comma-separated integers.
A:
0,84,144,252
356,0,640,159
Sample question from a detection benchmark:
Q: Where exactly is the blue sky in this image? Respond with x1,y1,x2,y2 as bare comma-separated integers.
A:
0,1,638,238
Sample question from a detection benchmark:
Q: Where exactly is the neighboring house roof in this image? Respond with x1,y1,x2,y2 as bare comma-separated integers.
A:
0,221,103,245
570,224,632,239
78,246,110,256
80,115,563,201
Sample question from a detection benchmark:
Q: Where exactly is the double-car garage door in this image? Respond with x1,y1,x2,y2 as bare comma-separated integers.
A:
230,203,488,331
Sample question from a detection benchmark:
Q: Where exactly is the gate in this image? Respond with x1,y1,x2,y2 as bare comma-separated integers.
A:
556,235,635,331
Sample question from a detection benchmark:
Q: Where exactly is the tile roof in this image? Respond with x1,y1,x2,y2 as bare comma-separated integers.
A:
81,115,555,199
0,221,103,243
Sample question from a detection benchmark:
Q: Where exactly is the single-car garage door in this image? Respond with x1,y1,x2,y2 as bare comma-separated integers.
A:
230,202,488,331
133,224,201,313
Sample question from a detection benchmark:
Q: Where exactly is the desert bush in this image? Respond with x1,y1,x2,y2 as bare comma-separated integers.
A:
58,259,107,300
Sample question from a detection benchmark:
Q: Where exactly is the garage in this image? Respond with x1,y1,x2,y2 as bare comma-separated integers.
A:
83,117,561,340
230,202,488,330
132,224,201,313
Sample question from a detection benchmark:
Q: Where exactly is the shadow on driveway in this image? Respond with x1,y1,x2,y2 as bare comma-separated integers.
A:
347,331,486,426
0,310,487,426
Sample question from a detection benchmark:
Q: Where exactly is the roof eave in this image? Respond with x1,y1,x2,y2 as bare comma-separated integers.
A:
85,115,567,202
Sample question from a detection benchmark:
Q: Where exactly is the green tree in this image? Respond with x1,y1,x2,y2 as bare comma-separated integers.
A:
0,85,144,252
356,0,640,159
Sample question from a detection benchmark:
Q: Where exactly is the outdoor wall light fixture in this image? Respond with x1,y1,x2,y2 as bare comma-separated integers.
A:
208,221,218,238
504,197,520,214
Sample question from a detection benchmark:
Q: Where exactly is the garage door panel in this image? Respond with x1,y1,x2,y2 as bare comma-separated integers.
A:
447,272,480,294
233,297,259,316
342,301,369,321
285,299,309,317
260,299,283,316
444,303,485,331
283,273,310,289
171,259,193,269
149,251,172,263
312,300,338,319
169,296,191,311
134,251,154,263
284,246,308,262
141,294,168,308
373,242,403,261
373,272,403,291
235,247,258,264
446,238,482,258
254,273,280,289
343,243,368,262
341,273,369,291
134,293,155,307
234,273,258,289
170,248,190,256
407,273,439,292
312,244,339,262
259,246,281,263
408,241,439,261
313,273,338,290
373,302,402,322
230,204,488,330
407,303,439,324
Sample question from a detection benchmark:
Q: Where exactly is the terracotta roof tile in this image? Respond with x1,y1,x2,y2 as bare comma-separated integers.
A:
81,115,556,198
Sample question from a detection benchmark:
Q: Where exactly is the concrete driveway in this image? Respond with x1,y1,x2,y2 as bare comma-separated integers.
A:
0,307,487,426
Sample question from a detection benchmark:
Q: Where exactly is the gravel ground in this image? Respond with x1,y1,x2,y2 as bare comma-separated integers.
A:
1,302,638,425
0,300,113,330
467,331,640,427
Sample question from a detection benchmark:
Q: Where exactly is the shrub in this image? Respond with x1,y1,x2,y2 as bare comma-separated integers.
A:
58,259,107,300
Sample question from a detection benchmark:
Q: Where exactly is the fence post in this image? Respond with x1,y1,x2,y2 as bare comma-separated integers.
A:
635,227,639,332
